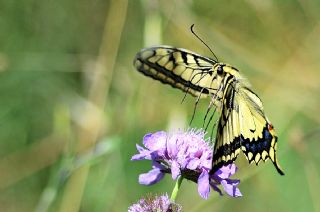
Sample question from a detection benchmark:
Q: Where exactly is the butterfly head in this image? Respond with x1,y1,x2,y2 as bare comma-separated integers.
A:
213,63,241,79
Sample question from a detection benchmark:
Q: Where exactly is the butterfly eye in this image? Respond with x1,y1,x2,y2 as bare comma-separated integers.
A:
217,66,223,75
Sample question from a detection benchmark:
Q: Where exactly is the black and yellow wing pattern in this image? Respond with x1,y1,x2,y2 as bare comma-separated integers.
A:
134,46,223,100
133,46,284,175
213,81,284,175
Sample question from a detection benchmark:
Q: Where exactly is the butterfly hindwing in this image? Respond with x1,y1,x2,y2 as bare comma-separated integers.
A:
213,83,242,170
213,84,284,175
239,88,284,175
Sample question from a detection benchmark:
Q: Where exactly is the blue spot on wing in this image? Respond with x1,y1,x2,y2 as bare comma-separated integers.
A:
242,126,273,155
264,128,272,141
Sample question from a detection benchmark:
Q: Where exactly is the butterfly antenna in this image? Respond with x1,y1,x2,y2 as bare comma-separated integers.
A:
190,24,219,62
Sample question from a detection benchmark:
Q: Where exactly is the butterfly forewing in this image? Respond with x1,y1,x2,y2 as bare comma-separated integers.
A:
134,46,221,98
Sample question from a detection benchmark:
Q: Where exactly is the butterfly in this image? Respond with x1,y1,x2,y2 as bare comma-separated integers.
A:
133,45,284,175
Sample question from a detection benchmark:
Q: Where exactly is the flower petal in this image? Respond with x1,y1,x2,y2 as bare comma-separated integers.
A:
131,153,148,161
143,131,167,151
220,179,242,197
167,134,179,158
186,158,200,170
215,164,238,179
131,145,154,160
136,144,145,152
139,168,164,185
200,151,212,170
171,160,180,180
210,182,223,196
151,161,166,170
197,171,210,199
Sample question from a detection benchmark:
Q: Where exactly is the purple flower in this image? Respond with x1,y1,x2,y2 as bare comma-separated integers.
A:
210,164,242,197
128,194,182,212
131,129,242,199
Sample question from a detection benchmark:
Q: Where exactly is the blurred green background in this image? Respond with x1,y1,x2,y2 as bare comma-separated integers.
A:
0,0,319,211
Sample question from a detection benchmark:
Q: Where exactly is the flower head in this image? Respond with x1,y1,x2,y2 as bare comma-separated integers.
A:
128,194,181,212
131,129,242,199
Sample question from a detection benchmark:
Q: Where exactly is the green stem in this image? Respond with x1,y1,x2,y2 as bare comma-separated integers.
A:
170,176,183,202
